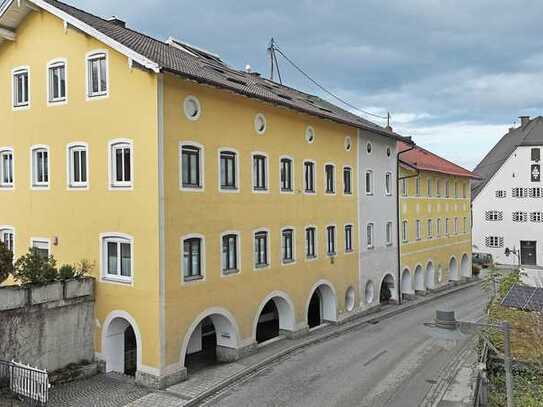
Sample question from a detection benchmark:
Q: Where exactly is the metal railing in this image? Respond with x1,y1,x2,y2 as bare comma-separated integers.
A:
0,360,50,406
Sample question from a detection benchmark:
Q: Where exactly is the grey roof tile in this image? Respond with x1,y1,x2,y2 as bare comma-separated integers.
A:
41,0,410,142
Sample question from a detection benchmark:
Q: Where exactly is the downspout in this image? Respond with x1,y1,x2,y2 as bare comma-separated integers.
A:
396,145,418,304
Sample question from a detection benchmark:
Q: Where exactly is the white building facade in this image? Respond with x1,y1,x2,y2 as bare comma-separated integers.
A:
473,116,543,267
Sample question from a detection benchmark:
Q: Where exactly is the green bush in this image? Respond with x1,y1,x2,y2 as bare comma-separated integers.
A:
76,259,94,278
13,248,58,285
58,264,76,280
0,241,14,284
472,264,482,276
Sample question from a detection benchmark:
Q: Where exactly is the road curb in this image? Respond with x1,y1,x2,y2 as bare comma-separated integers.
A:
173,279,482,407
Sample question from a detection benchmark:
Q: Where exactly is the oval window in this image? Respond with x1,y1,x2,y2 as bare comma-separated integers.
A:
305,126,315,144
184,96,201,121
345,287,355,311
344,136,352,152
386,146,391,157
255,113,266,134
365,281,375,304
366,142,373,154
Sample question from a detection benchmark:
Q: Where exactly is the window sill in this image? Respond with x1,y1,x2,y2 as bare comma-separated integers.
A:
184,275,204,282
304,190,316,194
280,189,294,193
220,186,238,192
385,242,393,247
254,263,269,270
327,252,337,257
282,259,295,265
253,187,268,192
102,276,132,285
68,184,88,190
325,191,335,195
222,269,239,276
345,249,354,254
306,255,317,260
110,184,133,190
0,185,14,190
182,184,203,190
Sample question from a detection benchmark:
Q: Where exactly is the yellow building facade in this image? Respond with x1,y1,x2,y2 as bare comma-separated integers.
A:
0,0,410,387
398,143,475,299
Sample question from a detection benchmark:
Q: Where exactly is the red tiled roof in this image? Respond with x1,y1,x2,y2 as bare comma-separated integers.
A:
398,141,477,178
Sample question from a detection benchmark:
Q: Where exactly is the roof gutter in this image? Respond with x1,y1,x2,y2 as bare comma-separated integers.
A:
396,144,418,305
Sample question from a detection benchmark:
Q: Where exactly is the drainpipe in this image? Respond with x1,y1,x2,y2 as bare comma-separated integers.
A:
396,144,418,304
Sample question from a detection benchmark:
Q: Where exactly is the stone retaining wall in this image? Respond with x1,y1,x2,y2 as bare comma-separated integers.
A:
0,278,95,373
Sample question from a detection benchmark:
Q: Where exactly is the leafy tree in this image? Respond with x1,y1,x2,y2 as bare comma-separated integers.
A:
0,241,14,284
13,248,58,285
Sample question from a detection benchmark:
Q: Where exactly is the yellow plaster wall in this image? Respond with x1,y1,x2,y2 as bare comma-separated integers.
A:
400,167,472,287
0,11,161,368
162,75,359,367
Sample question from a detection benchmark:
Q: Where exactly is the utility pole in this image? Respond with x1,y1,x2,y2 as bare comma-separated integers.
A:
268,38,275,81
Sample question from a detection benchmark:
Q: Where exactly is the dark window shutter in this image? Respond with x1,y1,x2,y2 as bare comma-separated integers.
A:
531,148,540,162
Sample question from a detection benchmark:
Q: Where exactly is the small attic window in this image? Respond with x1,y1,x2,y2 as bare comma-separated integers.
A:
184,96,201,121
255,113,267,135
531,148,540,162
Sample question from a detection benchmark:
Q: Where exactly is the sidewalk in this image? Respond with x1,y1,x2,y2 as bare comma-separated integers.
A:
127,279,482,407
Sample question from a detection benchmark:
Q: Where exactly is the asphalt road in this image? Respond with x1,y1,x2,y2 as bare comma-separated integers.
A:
203,285,488,407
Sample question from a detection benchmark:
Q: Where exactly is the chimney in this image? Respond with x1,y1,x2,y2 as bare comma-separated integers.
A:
519,115,530,127
108,16,126,28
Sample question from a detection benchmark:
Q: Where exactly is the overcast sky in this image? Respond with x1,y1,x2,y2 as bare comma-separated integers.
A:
74,0,543,169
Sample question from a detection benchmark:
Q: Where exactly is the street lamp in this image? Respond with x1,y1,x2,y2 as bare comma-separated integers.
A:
424,310,514,407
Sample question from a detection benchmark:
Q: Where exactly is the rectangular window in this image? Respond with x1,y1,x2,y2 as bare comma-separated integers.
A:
87,53,108,97
445,218,450,235
436,179,441,197
325,164,335,193
0,229,14,252
68,145,88,188
365,170,373,195
48,62,66,103
366,223,374,249
445,180,450,198
304,161,315,193
103,237,132,280
32,148,49,187
463,183,467,198
437,218,441,237
415,176,420,196
531,212,543,222
401,220,408,243
512,187,527,198
532,148,540,162
496,190,506,198
254,232,269,267
512,211,528,222
343,167,352,194
386,221,393,245
401,178,407,196
181,145,201,188
306,227,316,258
427,219,433,239
529,187,541,198
327,226,336,255
463,217,467,233
111,143,131,187
485,236,504,248
13,68,29,108
454,217,458,234
385,172,392,195
0,150,14,188
282,229,294,263
183,238,202,280
32,240,49,260
345,225,353,252
222,234,238,273
220,151,237,190
416,220,421,240
253,154,267,191
280,158,293,192
427,177,433,197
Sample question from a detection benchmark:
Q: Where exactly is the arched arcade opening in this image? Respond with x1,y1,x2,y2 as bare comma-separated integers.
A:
306,283,337,329
103,315,140,376
255,294,295,344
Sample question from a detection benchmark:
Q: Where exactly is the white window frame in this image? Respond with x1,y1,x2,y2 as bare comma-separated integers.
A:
218,147,240,193
251,151,269,193
303,159,317,194
31,238,50,259
365,169,374,195
344,223,354,253
279,155,295,194
304,225,318,261
253,228,271,270
416,220,421,241
183,95,202,121
0,148,15,189
181,233,206,284
324,162,336,195
220,231,241,276
108,138,133,190
30,145,50,190
12,66,30,110
343,166,352,195
445,218,450,236
366,223,375,249
0,226,15,253
436,218,442,238
280,226,296,265
47,58,68,105
427,219,433,239
179,141,204,192
100,233,134,284
401,220,408,243
385,171,392,196
401,178,407,196
326,224,337,256
454,217,458,234
415,176,420,196
86,50,109,100
427,177,433,197
66,142,89,190
385,221,393,246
